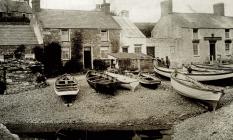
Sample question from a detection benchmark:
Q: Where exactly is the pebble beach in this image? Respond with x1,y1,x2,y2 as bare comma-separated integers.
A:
0,75,233,139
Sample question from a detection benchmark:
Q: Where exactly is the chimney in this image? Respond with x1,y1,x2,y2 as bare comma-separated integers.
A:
32,0,41,13
160,0,173,17
213,3,225,16
96,4,101,11
120,10,129,18
101,0,111,14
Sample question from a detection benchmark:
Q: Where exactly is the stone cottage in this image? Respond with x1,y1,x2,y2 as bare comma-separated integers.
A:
32,0,121,69
152,0,233,66
0,0,41,61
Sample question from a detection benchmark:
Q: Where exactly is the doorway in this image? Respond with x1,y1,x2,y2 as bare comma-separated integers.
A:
147,46,155,58
84,47,92,69
209,41,216,61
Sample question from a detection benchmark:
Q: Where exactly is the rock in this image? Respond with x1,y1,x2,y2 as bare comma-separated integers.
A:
0,124,19,140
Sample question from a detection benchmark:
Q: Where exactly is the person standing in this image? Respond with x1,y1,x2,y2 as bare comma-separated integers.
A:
165,56,170,68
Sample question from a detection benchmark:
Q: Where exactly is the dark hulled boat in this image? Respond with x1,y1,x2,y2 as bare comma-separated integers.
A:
86,70,119,94
138,73,161,89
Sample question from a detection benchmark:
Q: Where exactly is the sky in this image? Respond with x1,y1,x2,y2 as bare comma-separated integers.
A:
37,0,233,22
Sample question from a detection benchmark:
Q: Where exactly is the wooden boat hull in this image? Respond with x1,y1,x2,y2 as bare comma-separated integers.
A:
139,73,161,89
154,65,233,82
171,72,224,110
154,66,173,78
54,74,79,97
105,71,139,92
86,71,118,94
192,64,233,71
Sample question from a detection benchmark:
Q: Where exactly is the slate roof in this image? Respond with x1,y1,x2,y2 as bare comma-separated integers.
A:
0,25,39,45
109,53,153,60
113,16,145,38
0,0,32,14
169,13,233,29
38,9,121,29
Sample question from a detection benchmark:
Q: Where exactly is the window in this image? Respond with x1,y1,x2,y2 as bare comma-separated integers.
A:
101,30,108,42
225,29,230,39
61,29,69,42
170,46,175,54
225,43,230,54
100,46,109,58
122,47,128,53
62,48,70,60
193,28,198,39
135,47,141,54
193,43,199,56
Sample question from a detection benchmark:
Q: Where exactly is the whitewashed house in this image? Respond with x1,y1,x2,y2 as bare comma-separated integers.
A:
113,11,147,55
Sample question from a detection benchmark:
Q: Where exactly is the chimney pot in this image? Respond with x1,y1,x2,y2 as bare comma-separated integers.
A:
120,10,129,18
32,0,41,13
213,3,225,16
160,0,173,17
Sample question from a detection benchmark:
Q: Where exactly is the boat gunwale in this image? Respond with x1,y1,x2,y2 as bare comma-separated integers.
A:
171,72,223,93
155,65,233,76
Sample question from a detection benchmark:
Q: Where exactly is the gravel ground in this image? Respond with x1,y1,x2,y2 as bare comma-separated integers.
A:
1,74,232,137
173,88,233,140
0,75,205,132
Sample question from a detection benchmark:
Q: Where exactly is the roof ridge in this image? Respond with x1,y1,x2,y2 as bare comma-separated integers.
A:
40,8,104,13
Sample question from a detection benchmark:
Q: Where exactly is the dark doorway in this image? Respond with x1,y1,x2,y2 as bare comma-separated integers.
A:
84,47,92,69
147,46,155,58
209,41,216,61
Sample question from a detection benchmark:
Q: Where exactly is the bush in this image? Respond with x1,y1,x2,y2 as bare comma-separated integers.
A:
44,42,63,77
33,46,44,63
63,59,83,74
14,45,25,59
93,59,109,71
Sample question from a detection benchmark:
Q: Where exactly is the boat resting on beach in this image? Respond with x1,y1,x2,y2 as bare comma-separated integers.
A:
154,65,233,82
171,72,225,111
105,71,139,92
138,73,161,89
86,70,119,94
54,74,79,105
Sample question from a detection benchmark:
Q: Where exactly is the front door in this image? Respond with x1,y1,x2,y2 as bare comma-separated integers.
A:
84,47,92,69
209,42,216,61
147,47,155,58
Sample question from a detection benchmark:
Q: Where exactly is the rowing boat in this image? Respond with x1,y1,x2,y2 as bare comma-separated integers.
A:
105,71,139,92
192,63,233,71
86,70,119,94
54,74,79,105
138,73,161,89
154,65,233,81
171,72,225,111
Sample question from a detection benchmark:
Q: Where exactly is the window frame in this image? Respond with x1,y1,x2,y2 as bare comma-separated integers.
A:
134,46,142,54
170,46,175,54
100,29,109,42
122,46,129,53
61,47,71,60
225,43,230,55
193,43,199,56
61,29,70,42
225,29,230,39
100,46,109,58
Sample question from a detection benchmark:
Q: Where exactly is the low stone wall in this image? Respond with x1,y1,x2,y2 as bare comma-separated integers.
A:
1,59,42,94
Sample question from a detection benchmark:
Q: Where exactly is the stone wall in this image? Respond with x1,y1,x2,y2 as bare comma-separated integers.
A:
0,59,41,94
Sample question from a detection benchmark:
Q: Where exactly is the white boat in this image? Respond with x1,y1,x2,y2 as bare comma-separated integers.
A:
105,71,139,92
191,63,233,71
154,65,233,82
54,74,79,96
171,72,225,111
